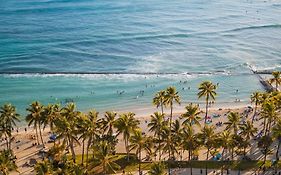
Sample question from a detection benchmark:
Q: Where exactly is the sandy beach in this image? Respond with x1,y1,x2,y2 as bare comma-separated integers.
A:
3,103,271,175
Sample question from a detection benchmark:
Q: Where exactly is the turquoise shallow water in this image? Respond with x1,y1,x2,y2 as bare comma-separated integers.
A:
0,0,280,118
0,73,263,116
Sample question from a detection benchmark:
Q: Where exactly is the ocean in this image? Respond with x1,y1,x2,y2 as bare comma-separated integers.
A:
0,0,281,118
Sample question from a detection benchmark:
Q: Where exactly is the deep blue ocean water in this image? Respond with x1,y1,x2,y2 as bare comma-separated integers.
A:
0,0,281,117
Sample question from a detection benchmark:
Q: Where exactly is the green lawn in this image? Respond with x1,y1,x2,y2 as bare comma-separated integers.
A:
72,154,280,173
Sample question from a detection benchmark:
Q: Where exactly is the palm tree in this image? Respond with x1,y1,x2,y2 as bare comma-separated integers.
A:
34,160,53,175
261,101,277,136
182,125,199,175
171,119,183,160
269,71,281,91
129,129,152,175
164,87,180,126
259,92,269,103
224,112,241,135
55,104,81,163
272,120,281,162
239,121,257,140
0,150,17,175
42,104,61,132
26,101,44,146
84,110,99,165
61,103,81,122
181,103,201,127
41,148,85,175
235,134,250,158
148,112,166,160
114,112,140,161
251,92,261,123
148,112,166,137
148,162,167,175
227,134,238,160
42,104,61,147
164,86,180,175
198,126,216,175
46,143,65,162
91,141,120,174
55,117,80,163
258,135,273,168
198,81,217,124
160,124,177,162
100,111,117,136
0,104,20,150
238,121,257,157
274,93,281,110
219,131,232,160
153,90,166,115
77,114,89,166
182,125,198,161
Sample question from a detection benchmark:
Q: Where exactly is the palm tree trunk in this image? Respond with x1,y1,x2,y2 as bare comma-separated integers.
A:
276,140,280,162
264,147,267,166
4,133,9,150
86,137,92,167
69,137,76,163
109,125,113,136
38,123,45,147
139,149,142,175
103,162,106,174
263,117,267,136
206,149,209,175
181,150,183,161
268,120,273,134
189,149,193,175
170,102,173,127
8,136,12,150
125,137,130,161
168,102,173,175
158,135,161,161
35,123,40,145
205,98,209,124
81,138,85,166
265,119,271,137
222,148,225,161
252,103,257,124
168,143,171,175
221,153,224,175
161,102,164,115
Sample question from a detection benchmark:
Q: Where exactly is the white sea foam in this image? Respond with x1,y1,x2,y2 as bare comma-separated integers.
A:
1,71,234,81
254,64,281,71
128,53,167,73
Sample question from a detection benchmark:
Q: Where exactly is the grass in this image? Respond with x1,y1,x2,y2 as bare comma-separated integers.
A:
121,160,259,172
72,154,281,173
169,160,258,170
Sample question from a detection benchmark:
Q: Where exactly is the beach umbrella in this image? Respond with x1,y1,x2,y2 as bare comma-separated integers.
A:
49,134,57,141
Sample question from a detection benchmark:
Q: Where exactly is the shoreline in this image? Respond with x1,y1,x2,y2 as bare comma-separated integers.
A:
14,101,252,127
